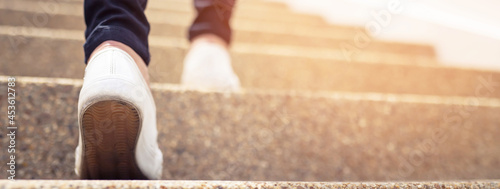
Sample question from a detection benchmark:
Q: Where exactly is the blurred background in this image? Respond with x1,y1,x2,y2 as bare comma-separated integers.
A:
274,0,500,71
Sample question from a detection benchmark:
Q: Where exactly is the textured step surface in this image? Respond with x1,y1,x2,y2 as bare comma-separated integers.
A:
0,25,436,67
0,8,435,58
0,0,436,58
0,0,327,26
0,0,359,39
0,180,499,189
1,76,499,181
0,33,497,98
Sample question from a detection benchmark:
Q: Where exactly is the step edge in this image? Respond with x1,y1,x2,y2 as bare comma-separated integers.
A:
0,25,438,65
4,75,500,107
0,180,498,187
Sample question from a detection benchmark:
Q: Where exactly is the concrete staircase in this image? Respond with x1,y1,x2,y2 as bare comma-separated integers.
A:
0,180,499,189
1,0,500,185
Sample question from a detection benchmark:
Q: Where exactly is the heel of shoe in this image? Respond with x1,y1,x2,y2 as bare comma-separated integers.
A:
80,100,148,179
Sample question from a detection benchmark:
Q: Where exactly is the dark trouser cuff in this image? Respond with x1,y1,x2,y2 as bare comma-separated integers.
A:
188,0,235,45
84,26,150,65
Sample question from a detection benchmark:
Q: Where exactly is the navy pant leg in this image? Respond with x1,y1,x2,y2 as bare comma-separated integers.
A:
189,0,236,45
83,0,151,65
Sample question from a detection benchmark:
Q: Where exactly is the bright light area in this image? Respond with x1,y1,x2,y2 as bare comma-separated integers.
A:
267,0,500,71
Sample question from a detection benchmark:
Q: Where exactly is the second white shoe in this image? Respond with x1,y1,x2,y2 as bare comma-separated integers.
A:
75,47,163,179
181,41,241,91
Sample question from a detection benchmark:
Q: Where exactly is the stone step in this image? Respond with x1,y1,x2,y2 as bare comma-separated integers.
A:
1,76,499,180
151,0,302,21
0,9,356,44
0,1,436,58
2,0,327,26
0,180,499,188
0,0,355,37
42,0,291,13
2,31,498,98
0,24,437,64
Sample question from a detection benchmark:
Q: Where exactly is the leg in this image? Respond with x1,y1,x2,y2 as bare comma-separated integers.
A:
84,0,151,84
75,0,163,180
188,0,235,46
182,0,241,91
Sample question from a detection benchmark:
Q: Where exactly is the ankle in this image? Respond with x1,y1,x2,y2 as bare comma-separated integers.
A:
89,40,150,85
190,34,229,50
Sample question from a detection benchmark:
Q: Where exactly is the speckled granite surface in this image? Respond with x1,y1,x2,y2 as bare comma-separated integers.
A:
0,76,499,181
0,180,499,189
2,35,498,98
1,0,469,97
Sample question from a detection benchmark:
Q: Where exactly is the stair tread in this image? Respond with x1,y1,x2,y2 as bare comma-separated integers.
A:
0,180,499,188
0,25,437,65
1,0,327,26
1,76,500,180
6,76,500,105
0,1,436,57
2,32,498,98
0,8,369,41
0,0,350,31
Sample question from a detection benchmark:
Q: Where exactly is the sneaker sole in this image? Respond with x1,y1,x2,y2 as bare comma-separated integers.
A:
79,100,147,179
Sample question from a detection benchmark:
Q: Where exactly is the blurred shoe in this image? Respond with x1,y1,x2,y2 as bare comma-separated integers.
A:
181,40,241,91
75,47,163,179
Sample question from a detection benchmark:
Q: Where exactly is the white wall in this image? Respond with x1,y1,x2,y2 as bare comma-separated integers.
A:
268,0,500,71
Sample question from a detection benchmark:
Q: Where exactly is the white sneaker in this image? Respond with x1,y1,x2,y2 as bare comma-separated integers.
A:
181,41,241,91
75,47,163,179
